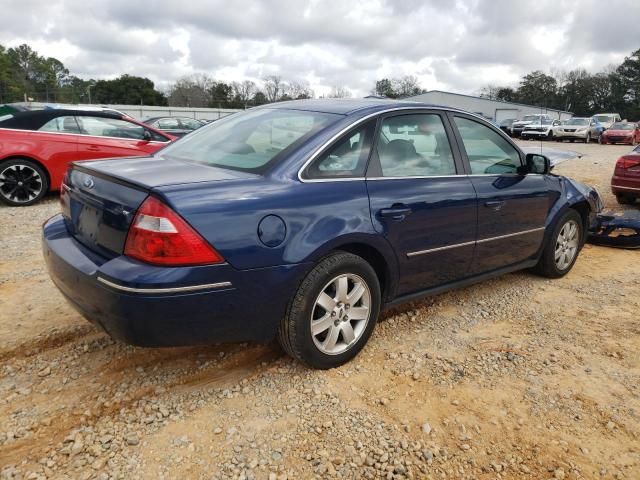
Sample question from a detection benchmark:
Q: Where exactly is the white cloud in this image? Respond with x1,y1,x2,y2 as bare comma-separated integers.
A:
0,0,637,96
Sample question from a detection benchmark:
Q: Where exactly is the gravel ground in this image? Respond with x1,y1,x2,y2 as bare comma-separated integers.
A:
0,141,639,479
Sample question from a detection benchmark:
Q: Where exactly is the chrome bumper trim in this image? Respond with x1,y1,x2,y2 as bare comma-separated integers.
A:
97,277,233,294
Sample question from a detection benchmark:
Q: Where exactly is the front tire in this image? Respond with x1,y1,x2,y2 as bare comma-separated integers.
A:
278,251,381,369
532,210,583,278
0,159,49,206
585,132,591,143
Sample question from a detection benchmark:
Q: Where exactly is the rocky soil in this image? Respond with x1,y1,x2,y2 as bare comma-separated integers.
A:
0,141,639,479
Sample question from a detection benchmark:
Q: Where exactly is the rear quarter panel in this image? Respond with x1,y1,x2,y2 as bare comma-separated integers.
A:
158,178,396,273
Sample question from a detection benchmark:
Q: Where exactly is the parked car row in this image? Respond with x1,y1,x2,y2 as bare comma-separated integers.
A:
500,111,639,145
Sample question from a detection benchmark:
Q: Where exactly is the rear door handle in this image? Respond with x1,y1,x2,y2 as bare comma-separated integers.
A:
484,200,506,210
379,205,412,221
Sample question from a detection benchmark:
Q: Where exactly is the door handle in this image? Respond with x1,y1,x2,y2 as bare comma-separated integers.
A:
87,145,100,151
484,200,505,210
379,205,412,221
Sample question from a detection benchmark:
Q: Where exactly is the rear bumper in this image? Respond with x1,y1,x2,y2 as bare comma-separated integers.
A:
611,176,640,196
42,215,308,346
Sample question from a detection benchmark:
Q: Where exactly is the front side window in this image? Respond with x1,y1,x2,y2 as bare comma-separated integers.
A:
39,116,82,134
78,116,147,140
377,114,456,177
454,117,521,175
304,121,375,179
161,108,339,173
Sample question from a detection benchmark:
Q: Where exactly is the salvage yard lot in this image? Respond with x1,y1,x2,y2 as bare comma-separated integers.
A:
0,142,639,479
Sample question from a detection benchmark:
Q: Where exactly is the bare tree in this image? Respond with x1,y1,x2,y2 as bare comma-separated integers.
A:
393,75,423,97
327,85,352,98
263,75,287,103
232,80,257,106
168,73,215,107
288,80,313,99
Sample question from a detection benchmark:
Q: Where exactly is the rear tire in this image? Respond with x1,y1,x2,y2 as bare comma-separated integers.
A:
0,159,49,206
616,193,636,205
278,251,381,369
532,210,583,279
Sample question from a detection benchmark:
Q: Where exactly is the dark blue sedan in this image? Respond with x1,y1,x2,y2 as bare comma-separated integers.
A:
43,99,603,368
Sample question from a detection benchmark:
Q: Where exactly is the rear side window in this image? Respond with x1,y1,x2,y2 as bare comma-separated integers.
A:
453,117,521,175
377,114,456,177
157,118,180,129
160,108,340,173
39,116,82,134
78,116,146,140
304,120,375,179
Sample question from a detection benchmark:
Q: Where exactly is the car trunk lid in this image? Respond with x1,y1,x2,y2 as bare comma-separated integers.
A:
61,156,255,257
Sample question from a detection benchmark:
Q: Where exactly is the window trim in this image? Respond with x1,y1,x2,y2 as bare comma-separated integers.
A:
296,106,525,183
447,112,524,176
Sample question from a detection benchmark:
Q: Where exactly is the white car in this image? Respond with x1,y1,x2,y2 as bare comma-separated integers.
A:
593,113,622,130
511,114,553,137
520,118,562,140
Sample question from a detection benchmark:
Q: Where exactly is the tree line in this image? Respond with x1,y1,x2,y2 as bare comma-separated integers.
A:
479,48,640,120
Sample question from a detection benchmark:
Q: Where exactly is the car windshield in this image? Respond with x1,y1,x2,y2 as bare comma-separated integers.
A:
610,123,634,130
594,115,613,123
499,119,514,126
160,108,340,173
566,118,589,126
522,115,539,121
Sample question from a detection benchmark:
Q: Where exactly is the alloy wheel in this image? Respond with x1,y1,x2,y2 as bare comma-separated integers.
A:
555,220,580,270
0,164,43,204
310,273,371,355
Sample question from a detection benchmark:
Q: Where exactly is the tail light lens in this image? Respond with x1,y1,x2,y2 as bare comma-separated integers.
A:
124,196,224,266
617,155,640,169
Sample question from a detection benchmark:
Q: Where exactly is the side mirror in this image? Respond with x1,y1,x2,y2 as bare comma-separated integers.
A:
142,129,152,141
525,153,551,175
553,120,560,126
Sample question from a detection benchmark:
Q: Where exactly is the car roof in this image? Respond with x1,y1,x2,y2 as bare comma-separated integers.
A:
0,109,125,130
145,116,202,122
256,98,469,116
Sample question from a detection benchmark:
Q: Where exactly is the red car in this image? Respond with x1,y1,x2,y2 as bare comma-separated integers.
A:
600,122,640,145
611,145,640,204
0,110,175,205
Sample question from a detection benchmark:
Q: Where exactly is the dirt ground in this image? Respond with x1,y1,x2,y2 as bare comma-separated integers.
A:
0,141,639,480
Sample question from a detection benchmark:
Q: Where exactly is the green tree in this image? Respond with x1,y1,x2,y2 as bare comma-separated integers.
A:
92,75,167,105
515,70,558,107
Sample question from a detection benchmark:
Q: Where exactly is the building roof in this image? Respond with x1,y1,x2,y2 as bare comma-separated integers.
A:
407,90,573,115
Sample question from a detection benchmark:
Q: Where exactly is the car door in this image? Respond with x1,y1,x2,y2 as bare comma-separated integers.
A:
366,111,478,296
31,116,80,186
449,113,555,274
75,115,168,161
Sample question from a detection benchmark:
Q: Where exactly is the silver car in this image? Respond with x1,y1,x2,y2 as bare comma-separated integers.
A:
554,117,603,143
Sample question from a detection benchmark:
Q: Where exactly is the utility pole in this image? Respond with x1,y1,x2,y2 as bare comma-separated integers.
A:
87,85,93,104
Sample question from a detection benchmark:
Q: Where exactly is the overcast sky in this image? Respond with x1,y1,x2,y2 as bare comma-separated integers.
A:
1,0,639,97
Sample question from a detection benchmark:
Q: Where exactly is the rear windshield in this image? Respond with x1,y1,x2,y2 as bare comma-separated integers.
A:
594,115,614,123
610,123,634,130
566,118,589,126
160,108,341,173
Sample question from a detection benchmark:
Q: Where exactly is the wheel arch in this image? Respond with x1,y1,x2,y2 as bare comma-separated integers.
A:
334,242,394,302
569,200,591,244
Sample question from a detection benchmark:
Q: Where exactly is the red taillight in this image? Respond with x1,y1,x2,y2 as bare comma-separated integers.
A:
617,155,640,169
124,196,224,266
